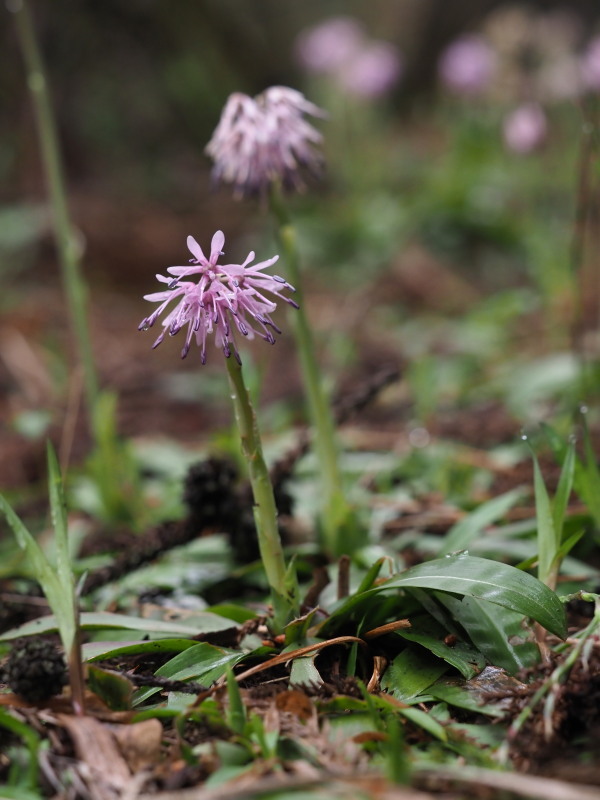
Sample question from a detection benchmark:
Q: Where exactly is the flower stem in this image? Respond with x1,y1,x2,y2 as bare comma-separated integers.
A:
269,189,350,557
224,355,297,626
11,0,99,418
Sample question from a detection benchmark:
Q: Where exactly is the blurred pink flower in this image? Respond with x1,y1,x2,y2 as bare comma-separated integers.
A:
438,35,496,95
205,86,325,197
295,16,365,74
339,41,403,97
502,103,547,154
139,231,297,364
581,37,600,91
295,16,402,98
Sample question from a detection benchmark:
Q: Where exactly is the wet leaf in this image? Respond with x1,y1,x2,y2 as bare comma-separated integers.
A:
382,554,567,639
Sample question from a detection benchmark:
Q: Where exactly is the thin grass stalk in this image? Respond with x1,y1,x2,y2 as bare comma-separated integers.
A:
269,189,348,556
224,355,293,620
11,0,99,419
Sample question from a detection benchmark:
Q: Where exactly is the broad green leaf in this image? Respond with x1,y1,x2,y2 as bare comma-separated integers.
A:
381,646,447,702
438,593,537,674
381,554,567,639
133,643,242,705
395,625,484,679
83,638,199,662
439,489,523,556
428,679,505,717
0,610,235,642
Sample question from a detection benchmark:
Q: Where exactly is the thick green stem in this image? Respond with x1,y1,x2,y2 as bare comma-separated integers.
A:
12,0,99,418
225,355,293,618
269,190,348,556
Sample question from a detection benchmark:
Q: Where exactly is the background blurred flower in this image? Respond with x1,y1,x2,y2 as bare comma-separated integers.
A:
339,41,403,98
502,103,547,154
294,15,402,98
581,37,600,91
205,87,325,197
438,34,496,95
295,16,365,74
139,231,296,363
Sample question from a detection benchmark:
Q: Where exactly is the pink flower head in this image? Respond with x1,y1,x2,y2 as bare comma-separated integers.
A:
438,35,496,95
339,41,403,97
205,86,326,197
139,231,298,364
581,37,600,92
295,16,365,74
502,103,547,154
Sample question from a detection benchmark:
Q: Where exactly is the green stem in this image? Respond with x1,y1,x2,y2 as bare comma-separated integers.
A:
224,355,293,618
269,189,348,556
11,0,99,419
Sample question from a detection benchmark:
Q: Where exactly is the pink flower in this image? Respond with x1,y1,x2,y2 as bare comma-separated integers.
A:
295,16,365,74
205,86,326,197
438,35,496,95
502,103,547,154
339,41,403,98
295,16,402,98
139,231,297,364
581,37,600,91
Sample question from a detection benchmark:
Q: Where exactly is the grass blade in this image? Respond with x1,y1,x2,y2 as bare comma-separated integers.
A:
439,488,523,556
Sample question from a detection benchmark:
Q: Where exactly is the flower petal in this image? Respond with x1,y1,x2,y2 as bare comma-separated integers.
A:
210,230,225,264
187,235,207,263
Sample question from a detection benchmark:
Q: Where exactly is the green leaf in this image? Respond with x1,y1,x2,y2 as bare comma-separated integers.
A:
395,623,484,679
226,667,246,735
356,557,386,593
289,655,323,689
438,594,537,674
381,554,567,639
396,705,447,742
381,646,447,702
46,443,70,591
0,494,75,653
0,707,41,790
530,447,557,585
133,643,242,706
439,489,523,556
0,610,235,642
83,638,199,662
552,437,575,536
427,679,505,717
87,665,133,710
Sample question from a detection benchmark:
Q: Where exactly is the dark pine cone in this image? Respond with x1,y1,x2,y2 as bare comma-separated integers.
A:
183,456,295,565
183,457,240,532
3,637,67,703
